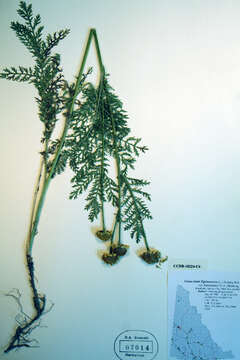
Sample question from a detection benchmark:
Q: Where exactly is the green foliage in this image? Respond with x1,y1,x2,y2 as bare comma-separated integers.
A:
121,176,152,243
1,2,157,265
67,79,119,224
66,74,152,246
0,66,34,82
0,1,70,145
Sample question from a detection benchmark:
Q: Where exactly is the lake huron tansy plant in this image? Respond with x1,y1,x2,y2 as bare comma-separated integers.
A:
1,1,165,353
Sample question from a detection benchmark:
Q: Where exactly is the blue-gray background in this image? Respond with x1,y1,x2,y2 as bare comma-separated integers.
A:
0,0,240,359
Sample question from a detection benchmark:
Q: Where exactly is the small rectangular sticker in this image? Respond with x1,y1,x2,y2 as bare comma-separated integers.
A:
168,258,208,270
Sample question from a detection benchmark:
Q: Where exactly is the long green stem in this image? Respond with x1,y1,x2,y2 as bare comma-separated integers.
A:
27,157,44,241
122,175,150,252
90,30,107,231
110,210,120,248
115,155,122,245
27,29,101,255
100,129,106,230
91,29,104,73
43,136,50,181
99,81,106,232
103,84,122,245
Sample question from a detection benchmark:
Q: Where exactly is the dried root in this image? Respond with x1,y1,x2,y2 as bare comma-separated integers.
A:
4,255,53,353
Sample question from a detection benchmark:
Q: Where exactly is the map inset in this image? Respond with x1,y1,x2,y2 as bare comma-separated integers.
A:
170,285,234,359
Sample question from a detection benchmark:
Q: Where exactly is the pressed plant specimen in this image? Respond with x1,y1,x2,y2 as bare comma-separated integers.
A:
0,1,91,352
1,1,165,353
66,31,162,266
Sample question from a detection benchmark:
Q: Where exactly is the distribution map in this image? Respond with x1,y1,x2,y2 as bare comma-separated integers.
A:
170,285,234,360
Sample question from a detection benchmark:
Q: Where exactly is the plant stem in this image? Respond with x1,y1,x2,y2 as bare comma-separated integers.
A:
97,76,106,232
87,29,107,231
27,157,44,242
115,155,122,245
122,175,150,252
43,138,49,181
91,29,104,73
27,29,100,256
110,210,119,248
103,83,122,245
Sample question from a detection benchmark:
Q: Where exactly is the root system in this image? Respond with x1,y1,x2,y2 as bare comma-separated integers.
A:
4,255,50,353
